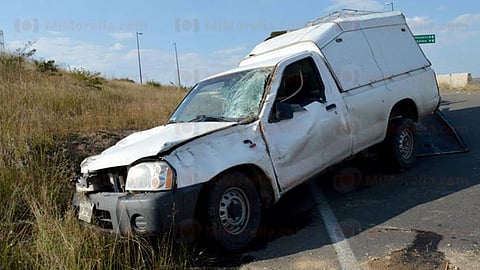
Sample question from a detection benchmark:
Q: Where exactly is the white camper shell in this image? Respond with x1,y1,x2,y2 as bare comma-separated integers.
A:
243,11,432,92
73,10,440,251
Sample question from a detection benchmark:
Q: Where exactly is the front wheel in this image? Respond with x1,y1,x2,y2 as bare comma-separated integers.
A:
204,172,261,251
386,118,417,171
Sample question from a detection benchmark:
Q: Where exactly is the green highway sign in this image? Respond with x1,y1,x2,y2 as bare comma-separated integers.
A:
414,34,436,44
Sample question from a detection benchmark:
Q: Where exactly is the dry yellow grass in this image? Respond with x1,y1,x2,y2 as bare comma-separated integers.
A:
0,53,188,269
438,82,480,92
0,65,184,137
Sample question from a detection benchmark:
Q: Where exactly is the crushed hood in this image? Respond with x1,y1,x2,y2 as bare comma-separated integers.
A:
81,122,235,172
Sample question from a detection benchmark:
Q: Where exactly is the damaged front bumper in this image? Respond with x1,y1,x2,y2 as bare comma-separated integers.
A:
72,184,203,239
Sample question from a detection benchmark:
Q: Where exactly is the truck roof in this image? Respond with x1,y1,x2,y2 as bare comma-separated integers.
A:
246,10,406,57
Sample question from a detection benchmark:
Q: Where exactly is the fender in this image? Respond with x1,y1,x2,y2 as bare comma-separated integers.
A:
164,121,281,201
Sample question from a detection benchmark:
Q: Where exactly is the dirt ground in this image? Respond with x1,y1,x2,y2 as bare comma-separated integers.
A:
366,230,450,270
61,130,136,173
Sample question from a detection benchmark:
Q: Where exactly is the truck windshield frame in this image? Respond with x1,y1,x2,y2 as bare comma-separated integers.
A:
168,67,273,123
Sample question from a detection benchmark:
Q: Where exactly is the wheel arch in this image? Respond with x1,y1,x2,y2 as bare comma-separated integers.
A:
389,98,419,122
195,164,275,218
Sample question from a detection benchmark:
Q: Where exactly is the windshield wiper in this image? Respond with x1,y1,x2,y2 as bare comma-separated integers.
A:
187,115,235,123
238,115,257,125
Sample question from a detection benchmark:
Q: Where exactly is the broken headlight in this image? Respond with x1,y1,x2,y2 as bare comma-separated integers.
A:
125,161,174,191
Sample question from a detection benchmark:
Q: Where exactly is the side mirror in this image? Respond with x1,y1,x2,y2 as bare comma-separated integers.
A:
273,103,294,122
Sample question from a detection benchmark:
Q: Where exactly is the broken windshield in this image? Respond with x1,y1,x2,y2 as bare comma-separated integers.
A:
169,67,273,123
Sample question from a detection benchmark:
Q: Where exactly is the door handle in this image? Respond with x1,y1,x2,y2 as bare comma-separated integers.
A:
326,104,337,111
243,140,256,148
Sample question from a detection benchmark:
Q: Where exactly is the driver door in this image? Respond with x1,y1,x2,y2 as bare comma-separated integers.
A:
261,54,351,192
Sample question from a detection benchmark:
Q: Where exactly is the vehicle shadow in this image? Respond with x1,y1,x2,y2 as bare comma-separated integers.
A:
194,98,480,267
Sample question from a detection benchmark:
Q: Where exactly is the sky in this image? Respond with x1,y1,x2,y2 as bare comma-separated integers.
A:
1,0,479,85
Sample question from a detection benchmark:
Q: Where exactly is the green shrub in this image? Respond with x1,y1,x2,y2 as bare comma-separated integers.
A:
71,68,105,89
34,59,59,73
115,78,136,83
146,80,162,88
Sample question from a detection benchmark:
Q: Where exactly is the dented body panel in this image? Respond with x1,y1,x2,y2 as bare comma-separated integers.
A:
165,122,279,198
80,122,236,173
258,52,352,192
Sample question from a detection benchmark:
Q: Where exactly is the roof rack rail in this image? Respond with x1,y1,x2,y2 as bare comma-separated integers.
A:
306,9,381,27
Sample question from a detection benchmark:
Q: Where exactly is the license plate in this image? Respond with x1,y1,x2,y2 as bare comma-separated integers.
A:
79,200,94,223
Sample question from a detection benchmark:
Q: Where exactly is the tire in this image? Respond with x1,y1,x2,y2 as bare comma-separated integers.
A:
386,118,417,171
204,172,261,251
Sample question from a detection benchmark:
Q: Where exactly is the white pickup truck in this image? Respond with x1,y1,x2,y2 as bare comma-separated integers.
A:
73,10,440,251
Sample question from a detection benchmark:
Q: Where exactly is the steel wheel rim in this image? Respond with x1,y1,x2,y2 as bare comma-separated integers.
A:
399,128,414,160
218,187,250,235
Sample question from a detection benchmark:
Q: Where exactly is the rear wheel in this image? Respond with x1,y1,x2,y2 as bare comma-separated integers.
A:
204,172,261,251
386,118,417,171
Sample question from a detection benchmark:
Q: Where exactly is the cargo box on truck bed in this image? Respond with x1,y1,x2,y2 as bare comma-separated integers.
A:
242,10,433,92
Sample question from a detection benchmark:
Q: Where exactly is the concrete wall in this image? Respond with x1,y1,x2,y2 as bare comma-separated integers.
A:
437,73,472,88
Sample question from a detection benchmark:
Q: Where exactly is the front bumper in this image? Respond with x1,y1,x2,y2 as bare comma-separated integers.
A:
73,184,203,240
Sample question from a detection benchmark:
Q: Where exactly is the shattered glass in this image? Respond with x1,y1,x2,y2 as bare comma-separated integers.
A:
169,67,273,123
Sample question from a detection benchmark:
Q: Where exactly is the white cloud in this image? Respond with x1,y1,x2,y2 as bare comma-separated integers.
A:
210,45,248,69
406,16,433,33
172,48,247,85
212,45,247,57
109,32,134,40
406,16,469,34
451,13,480,27
403,13,480,77
436,6,448,12
112,43,125,50
7,36,246,85
327,0,384,12
45,31,63,36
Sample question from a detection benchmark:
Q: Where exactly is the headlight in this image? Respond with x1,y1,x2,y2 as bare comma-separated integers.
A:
126,162,174,191
80,155,98,174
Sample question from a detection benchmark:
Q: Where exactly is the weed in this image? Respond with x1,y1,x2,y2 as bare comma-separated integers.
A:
0,52,187,269
71,67,105,89
146,80,163,88
438,82,480,92
34,59,59,73
115,78,136,83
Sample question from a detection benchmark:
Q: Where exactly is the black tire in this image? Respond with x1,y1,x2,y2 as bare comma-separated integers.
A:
204,172,261,251
386,118,417,171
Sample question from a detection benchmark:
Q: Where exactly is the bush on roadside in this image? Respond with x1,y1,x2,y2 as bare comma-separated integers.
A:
34,59,59,73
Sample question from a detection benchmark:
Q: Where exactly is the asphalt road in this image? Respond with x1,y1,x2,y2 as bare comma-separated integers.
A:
215,91,480,270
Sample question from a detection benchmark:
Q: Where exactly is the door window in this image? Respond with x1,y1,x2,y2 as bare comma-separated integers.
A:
276,57,326,105
271,57,326,122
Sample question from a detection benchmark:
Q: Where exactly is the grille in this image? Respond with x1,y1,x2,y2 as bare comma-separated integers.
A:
93,209,113,230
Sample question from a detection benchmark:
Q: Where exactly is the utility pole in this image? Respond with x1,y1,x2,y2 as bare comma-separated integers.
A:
173,42,181,87
385,2,394,11
136,32,143,84
0,30,5,53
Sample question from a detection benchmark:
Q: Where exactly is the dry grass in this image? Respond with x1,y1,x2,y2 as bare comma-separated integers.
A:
0,53,189,269
438,82,480,92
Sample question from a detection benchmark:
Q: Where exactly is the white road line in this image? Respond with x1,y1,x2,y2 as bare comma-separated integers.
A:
309,182,360,270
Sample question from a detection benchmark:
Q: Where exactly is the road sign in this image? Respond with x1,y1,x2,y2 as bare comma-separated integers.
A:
414,34,436,44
